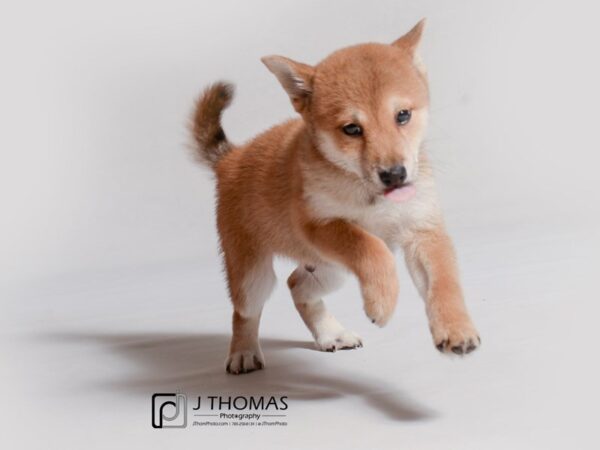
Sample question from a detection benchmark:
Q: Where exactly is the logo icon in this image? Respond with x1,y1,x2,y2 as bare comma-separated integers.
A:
152,393,187,428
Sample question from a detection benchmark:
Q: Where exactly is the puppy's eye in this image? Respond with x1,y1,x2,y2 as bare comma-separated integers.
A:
396,109,412,125
342,123,363,137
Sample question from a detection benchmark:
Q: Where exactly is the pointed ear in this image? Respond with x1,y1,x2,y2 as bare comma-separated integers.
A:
392,18,426,55
261,55,315,113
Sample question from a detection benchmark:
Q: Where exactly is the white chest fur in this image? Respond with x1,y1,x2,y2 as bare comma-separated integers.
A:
304,175,441,248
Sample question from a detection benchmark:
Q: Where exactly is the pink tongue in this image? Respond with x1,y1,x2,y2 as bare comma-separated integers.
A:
384,184,417,203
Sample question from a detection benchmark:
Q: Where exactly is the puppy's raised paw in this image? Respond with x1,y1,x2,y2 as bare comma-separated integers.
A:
364,300,396,327
225,350,265,374
431,319,480,356
361,279,398,327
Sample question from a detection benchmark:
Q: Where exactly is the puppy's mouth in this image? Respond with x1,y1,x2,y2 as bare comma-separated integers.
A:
383,183,416,203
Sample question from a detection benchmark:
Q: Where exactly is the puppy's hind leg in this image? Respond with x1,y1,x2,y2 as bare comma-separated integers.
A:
224,252,276,374
288,264,362,352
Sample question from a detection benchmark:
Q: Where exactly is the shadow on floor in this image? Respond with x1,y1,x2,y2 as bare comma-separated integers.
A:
42,331,435,422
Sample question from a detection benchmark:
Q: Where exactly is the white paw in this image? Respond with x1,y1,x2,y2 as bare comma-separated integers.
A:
225,349,265,374
315,329,363,352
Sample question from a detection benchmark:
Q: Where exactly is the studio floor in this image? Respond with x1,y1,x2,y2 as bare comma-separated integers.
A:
3,212,598,449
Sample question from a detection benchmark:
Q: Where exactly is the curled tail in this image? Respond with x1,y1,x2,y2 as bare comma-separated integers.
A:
191,81,234,168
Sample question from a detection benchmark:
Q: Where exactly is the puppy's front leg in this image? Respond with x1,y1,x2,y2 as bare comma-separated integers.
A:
303,219,398,326
404,225,480,355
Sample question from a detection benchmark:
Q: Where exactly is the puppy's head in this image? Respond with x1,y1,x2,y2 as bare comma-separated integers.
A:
262,20,429,202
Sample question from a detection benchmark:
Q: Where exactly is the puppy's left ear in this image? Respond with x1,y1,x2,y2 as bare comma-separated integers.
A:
261,55,315,114
392,18,426,60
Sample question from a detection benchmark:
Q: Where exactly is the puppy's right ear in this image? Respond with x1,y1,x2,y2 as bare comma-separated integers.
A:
261,55,315,114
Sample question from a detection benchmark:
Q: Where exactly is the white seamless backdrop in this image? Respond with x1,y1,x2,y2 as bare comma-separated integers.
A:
1,0,597,285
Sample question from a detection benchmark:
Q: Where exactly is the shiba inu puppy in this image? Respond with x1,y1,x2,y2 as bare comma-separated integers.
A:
191,20,480,374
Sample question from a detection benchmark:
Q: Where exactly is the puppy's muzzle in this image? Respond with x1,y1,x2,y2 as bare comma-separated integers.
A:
378,165,407,189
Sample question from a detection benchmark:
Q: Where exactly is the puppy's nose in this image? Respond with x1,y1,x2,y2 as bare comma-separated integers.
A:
378,165,407,188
